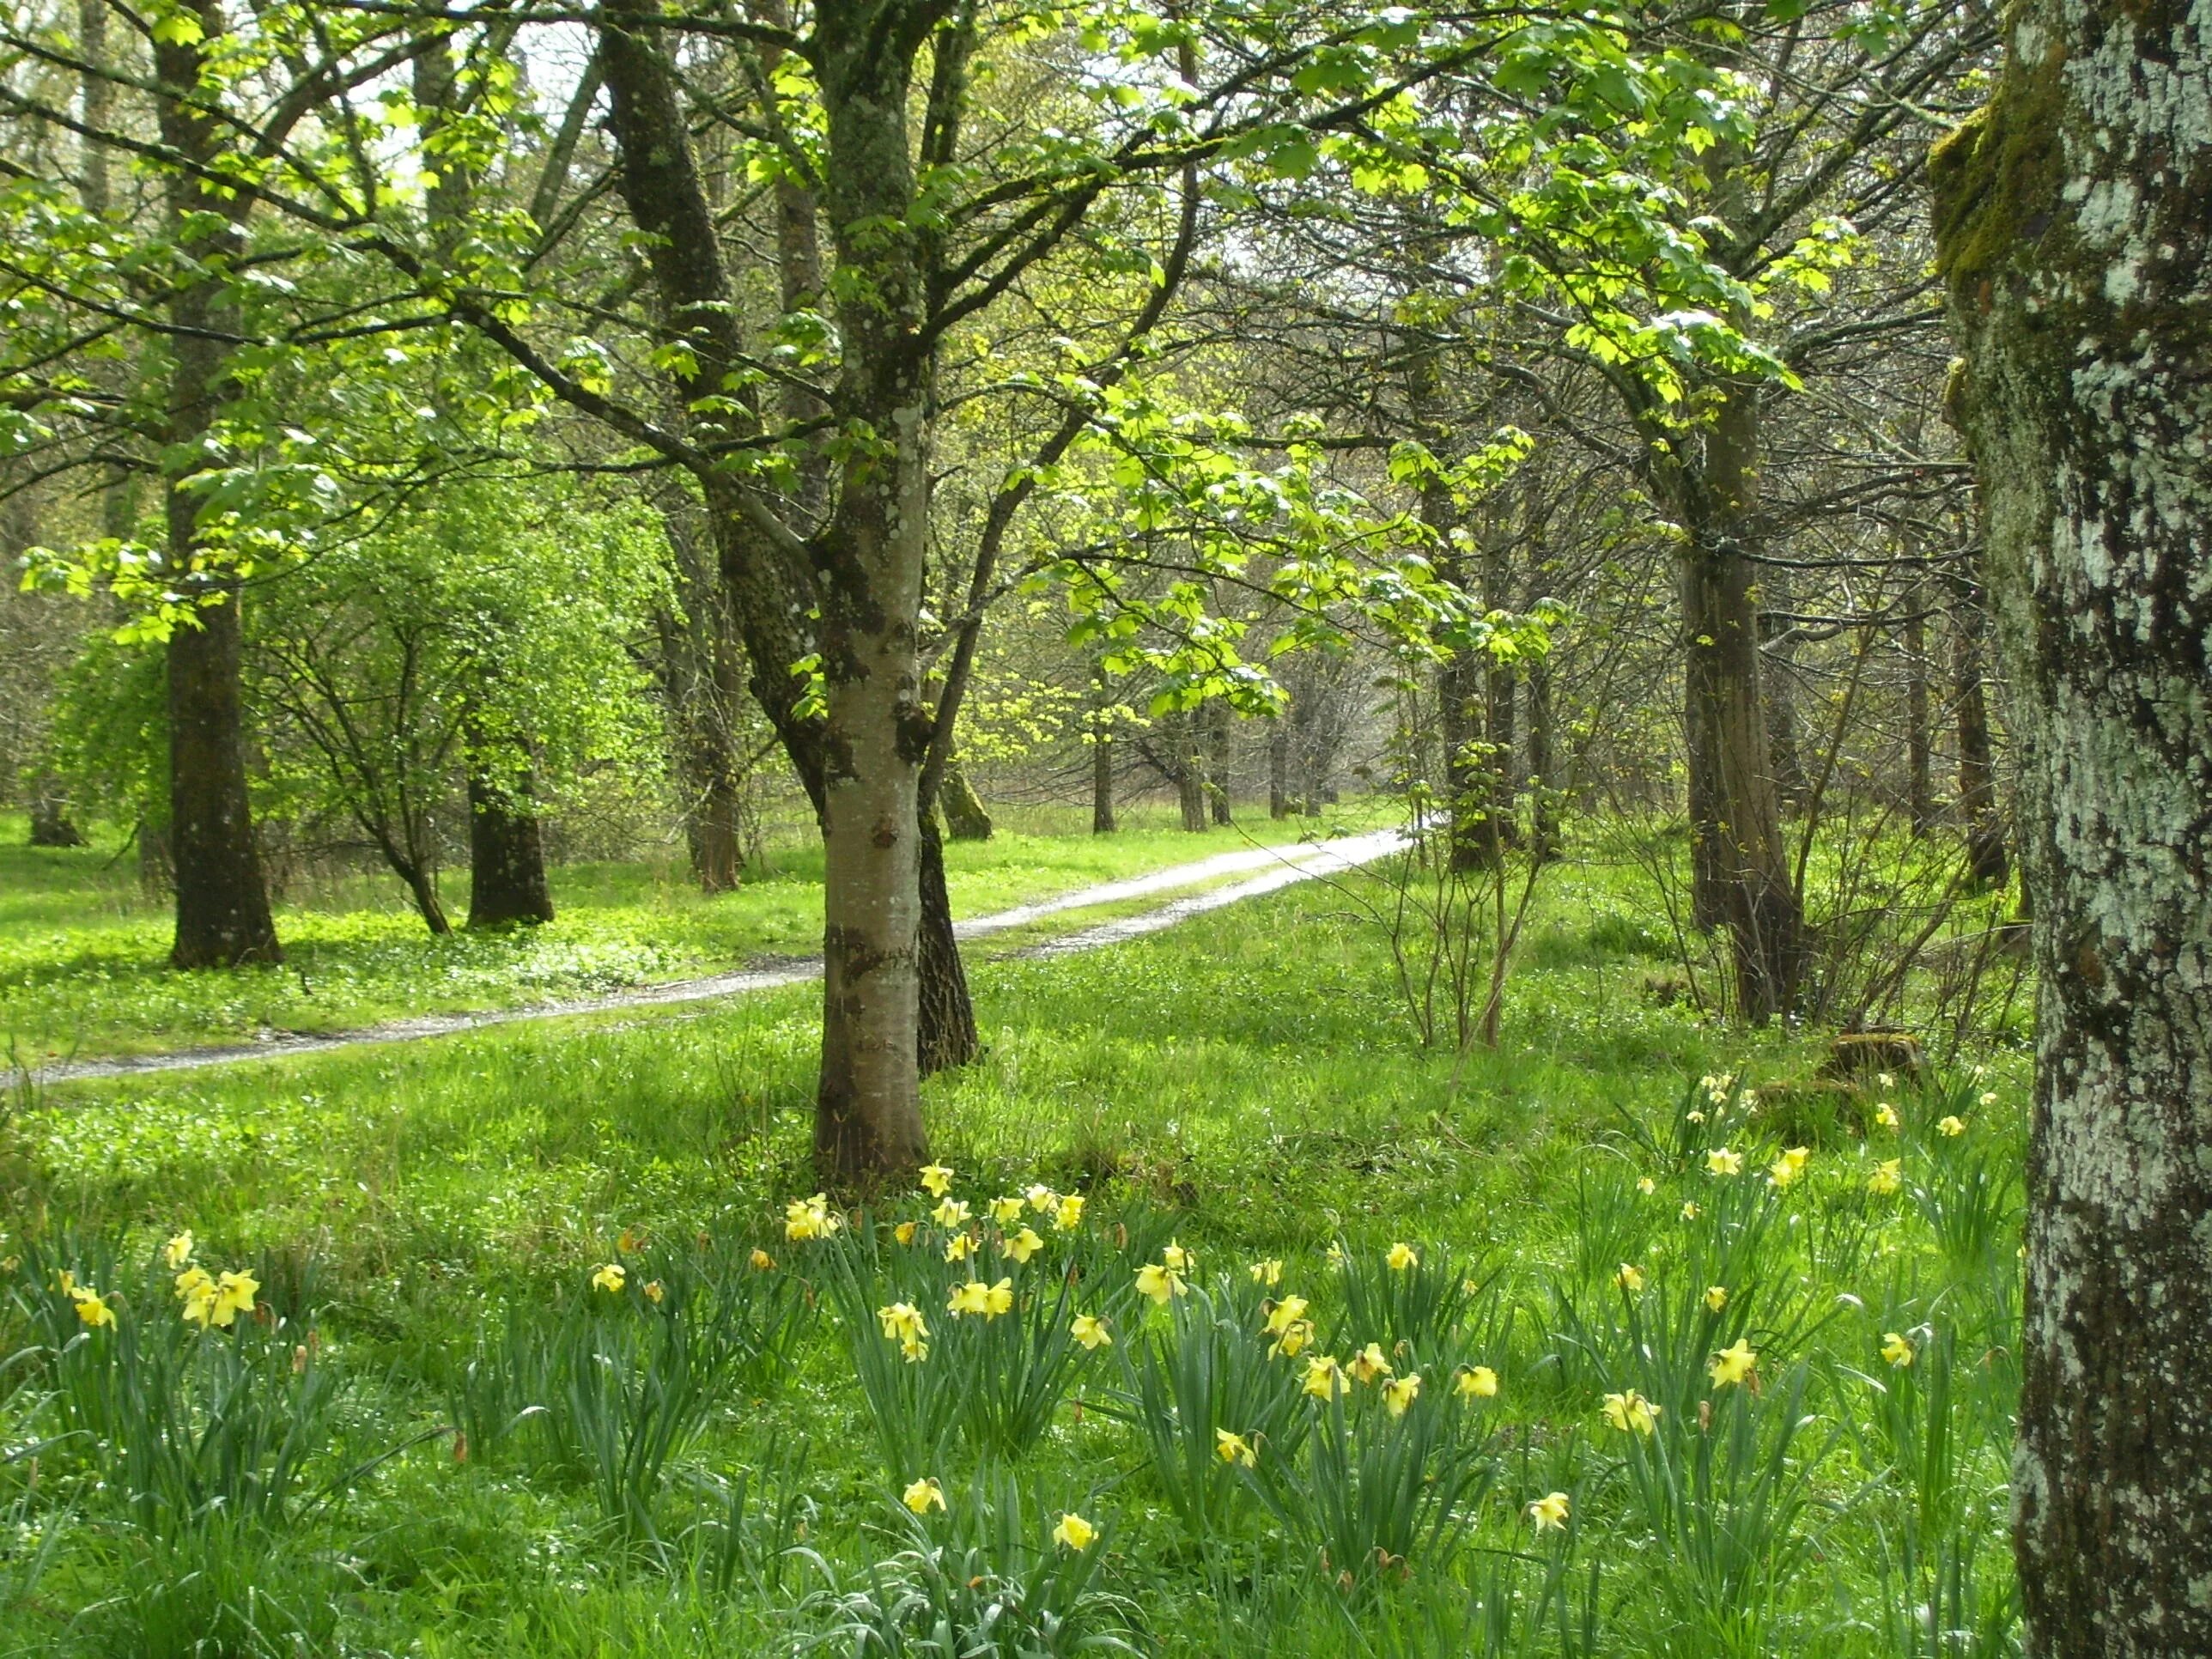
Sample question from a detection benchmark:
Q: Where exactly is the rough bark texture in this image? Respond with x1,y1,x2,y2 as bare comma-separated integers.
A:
1172,712,1208,832
1267,719,1291,819
915,814,976,1073
1932,2,2212,1648
158,1,280,969
466,763,555,928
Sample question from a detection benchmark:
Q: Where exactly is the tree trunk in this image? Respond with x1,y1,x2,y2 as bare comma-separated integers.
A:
915,813,975,1073
27,779,85,847
466,763,555,927
1527,657,1559,861
1951,568,2010,886
941,757,993,841
1933,15,2212,1650
1268,717,1291,819
1758,561,1811,816
166,587,280,965
1091,668,1117,834
157,4,280,970
1205,699,1233,824
1905,576,1936,836
808,8,939,1183
1670,386,1801,1020
402,861,451,935
1172,712,1208,831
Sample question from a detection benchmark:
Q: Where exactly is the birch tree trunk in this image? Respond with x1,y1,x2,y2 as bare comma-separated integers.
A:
1933,2,2212,1645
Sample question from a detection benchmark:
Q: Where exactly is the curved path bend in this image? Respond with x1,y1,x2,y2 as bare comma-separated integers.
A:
23,830,1403,1086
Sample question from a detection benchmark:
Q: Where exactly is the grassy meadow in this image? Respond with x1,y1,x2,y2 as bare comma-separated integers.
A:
0,821,2027,1656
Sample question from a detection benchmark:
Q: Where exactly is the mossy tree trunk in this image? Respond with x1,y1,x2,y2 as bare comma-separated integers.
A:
1932,3,2212,1648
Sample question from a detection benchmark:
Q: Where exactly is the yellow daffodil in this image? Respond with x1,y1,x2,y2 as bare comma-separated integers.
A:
1686,1109,1706,1125
1707,1148,1744,1176
945,1232,975,1262
1025,1183,1057,1213
932,1196,971,1229
1709,1339,1758,1388
918,1164,953,1198
71,1286,114,1328
900,1334,929,1362
1455,1364,1499,1400
1875,1102,1900,1130
1868,1158,1903,1195
617,1227,646,1255
1351,1341,1394,1385
1303,1355,1348,1401
1769,1146,1811,1189
1637,1176,1656,1195
1881,1331,1915,1367
1054,1193,1085,1231
1072,1313,1112,1350
948,1278,1013,1319
1052,1512,1097,1551
1680,1201,1702,1222
893,1221,918,1246
903,1477,946,1515
786,1194,839,1241
750,1248,778,1270
1939,1115,1966,1138
878,1302,927,1344
1528,1492,1571,1532
1001,1226,1043,1264
1135,1261,1186,1305
1215,1428,1256,1467
1387,1242,1419,1273
1704,1285,1729,1312
592,1262,627,1294
1740,1089,1759,1111
1161,1240,1194,1272
641,1280,665,1304
1877,1071,1894,1089
1264,1295,1310,1336
1327,1242,1346,1266
163,1231,194,1269
1614,1262,1645,1294
1249,1258,1283,1286
990,1196,1025,1228
1601,1389,1661,1435
1978,1091,1998,1108
1269,1319,1315,1358
1383,1373,1421,1418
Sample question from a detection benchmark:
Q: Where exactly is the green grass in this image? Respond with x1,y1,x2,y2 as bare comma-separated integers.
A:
0,802,1358,1061
0,842,2029,1656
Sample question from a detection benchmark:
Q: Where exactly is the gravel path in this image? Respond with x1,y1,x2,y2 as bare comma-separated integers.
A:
21,830,1403,1085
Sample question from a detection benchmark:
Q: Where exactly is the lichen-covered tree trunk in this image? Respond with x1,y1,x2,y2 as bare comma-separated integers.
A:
941,757,993,841
1205,699,1234,825
158,3,280,969
1932,3,2212,1647
1092,664,1117,834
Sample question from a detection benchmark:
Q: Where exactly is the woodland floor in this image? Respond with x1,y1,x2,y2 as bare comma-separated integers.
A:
0,811,2030,1657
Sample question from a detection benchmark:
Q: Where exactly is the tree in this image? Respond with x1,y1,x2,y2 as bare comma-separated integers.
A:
1931,1,2212,1649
